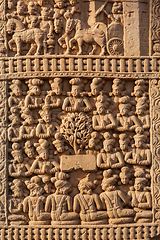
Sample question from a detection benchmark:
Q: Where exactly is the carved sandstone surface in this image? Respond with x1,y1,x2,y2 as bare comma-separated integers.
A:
0,0,159,240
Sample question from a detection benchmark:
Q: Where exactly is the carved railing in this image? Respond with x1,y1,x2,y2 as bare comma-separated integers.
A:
0,56,160,79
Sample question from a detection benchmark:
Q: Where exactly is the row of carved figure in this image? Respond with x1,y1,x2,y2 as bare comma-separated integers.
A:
8,169,152,226
6,0,124,56
8,126,151,180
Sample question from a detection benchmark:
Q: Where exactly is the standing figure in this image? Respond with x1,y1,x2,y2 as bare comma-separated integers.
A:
45,78,63,109
100,170,135,224
9,143,32,178
62,78,92,112
36,105,59,139
136,96,150,130
117,96,140,132
128,177,152,223
8,107,21,142
30,139,60,176
20,107,35,140
92,94,117,131
97,132,124,169
25,79,44,109
23,176,50,225
125,127,151,166
8,80,23,108
45,172,79,225
73,174,107,224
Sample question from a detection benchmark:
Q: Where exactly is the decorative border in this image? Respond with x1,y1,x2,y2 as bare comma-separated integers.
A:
0,224,159,240
0,56,160,80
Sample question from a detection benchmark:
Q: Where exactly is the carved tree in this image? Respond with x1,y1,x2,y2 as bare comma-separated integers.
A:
60,112,92,154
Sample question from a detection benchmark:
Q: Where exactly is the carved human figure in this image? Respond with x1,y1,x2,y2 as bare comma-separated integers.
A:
131,79,148,102
136,96,150,130
67,0,81,15
97,132,124,169
90,78,105,97
128,177,152,223
8,107,21,142
40,7,55,54
125,127,151,166
45,172,79,224
53,12,64,34
119,133,131,156
8,179,28,225
45,78,63,109
26,2,40,29
8,80,23,108
92,94,117,131
53,132,73,156
15,0,27,24
30,139,60,176
73,174,107,224
85,132,101,155
100,169,135,224
9,143,32,178
24,141,36,166
25,79,44,109
36,105,59,139
103,2,123,24
109,79,126,115
42,176,55,195
20,107,35,140
23,176,50,224
117,96,140,132
62,78,92,112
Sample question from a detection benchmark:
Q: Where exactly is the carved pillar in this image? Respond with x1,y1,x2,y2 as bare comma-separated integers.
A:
123,0,149,56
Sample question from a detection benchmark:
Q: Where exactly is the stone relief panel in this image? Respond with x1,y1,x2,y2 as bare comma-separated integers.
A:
7,77,152,226
5,0,125,57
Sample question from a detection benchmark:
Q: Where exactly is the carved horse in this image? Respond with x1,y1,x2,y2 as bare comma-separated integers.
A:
59,18,106,55
7,17,47,56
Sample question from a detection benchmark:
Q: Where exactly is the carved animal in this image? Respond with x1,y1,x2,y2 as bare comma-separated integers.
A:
7,17,47,56
60,18,106,55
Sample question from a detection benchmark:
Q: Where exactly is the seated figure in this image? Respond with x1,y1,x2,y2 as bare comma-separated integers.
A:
100,170,135,224
73,174,107,225
128,176,152,223
23,176,50,225
45,172,79,225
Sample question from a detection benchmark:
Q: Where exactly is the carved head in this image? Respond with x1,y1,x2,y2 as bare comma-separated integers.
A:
112,78,125,97
78,174,98,195
90,78,104,96
55,179,72,195
119,167,131,185
101,170,118,191
53,133,65,152
26,79,44,96
134,127,147,149
133,79,147,97
119,134,130,151
11,143,23,163
39,105,51,123
24,141,35,158
55,0,65,9
36,139,49,160
112,2,122,14
134,177,147,191
103,132,115,153
17,0,26,15
26,176,44,197
28,1,38,15
69,78,84,97
88,132,99,149
49,78,63,95
10,179,23,198
119,96,131,116
136,96,148,115
21,107,34,125
69,0,76,6
10,80,22,96
96,95,109,115
53,12,63,33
